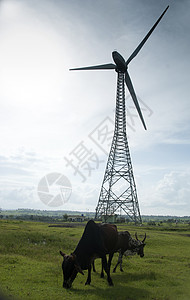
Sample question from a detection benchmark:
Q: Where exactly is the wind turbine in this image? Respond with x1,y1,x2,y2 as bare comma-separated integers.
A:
70,6,169,223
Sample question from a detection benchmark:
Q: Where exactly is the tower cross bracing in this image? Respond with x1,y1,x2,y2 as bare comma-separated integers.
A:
95,71,141,223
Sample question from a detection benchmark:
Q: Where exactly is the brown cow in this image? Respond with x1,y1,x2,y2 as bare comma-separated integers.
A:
113,231,146,272
92,231,146,275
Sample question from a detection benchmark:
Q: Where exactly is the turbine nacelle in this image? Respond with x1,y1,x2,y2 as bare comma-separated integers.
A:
112,51,126,73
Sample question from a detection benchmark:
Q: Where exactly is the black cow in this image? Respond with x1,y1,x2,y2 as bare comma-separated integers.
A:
60,220,118,288
92,231,146,275
113,231,146,272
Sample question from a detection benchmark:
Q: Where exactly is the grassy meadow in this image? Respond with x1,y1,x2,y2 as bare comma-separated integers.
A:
0,220,190,300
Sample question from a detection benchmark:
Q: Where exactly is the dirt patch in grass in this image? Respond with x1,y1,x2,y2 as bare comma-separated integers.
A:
48,223,86,228
181,234,190,237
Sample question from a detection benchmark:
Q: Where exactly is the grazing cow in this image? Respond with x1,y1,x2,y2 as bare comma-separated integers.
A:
60,220,118,288
113,231,146,273
92,231,146,275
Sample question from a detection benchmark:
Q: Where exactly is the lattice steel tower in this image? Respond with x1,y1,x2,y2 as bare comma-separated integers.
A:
95,71,141,223
70,6,169,223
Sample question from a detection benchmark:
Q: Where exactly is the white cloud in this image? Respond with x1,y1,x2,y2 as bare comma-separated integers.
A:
0,148,60,209
0,186,36,208
141,171,190,216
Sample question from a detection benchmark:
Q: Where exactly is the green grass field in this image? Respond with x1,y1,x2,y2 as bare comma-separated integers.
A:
0,220,190,300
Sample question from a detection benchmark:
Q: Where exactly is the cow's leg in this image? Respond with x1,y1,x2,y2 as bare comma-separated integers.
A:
119,253,124,272
101,258,104,278
102,256,113,286
85,264,91,285
113,251,124,273
113,259,119,273
113,261,119,273
92,260,96,272
108,252,114,272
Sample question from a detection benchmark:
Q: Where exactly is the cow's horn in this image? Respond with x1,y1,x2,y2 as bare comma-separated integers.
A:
135,232,139,241
142,233,147,243
60,250,65,257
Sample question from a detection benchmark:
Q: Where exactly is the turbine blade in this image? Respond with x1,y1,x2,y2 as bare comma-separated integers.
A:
125,71,147,130
70,63,116,71
126,5,169,65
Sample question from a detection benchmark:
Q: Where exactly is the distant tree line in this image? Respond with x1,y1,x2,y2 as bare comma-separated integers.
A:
0,209,190,223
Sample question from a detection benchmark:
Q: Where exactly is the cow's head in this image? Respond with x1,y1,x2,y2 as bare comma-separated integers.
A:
130,233,146,257
60,251,84,289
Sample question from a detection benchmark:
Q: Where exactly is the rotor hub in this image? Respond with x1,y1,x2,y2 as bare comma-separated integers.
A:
112,51,126,73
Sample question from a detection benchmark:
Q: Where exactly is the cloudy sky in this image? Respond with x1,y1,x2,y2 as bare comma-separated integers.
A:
0,0,189,216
